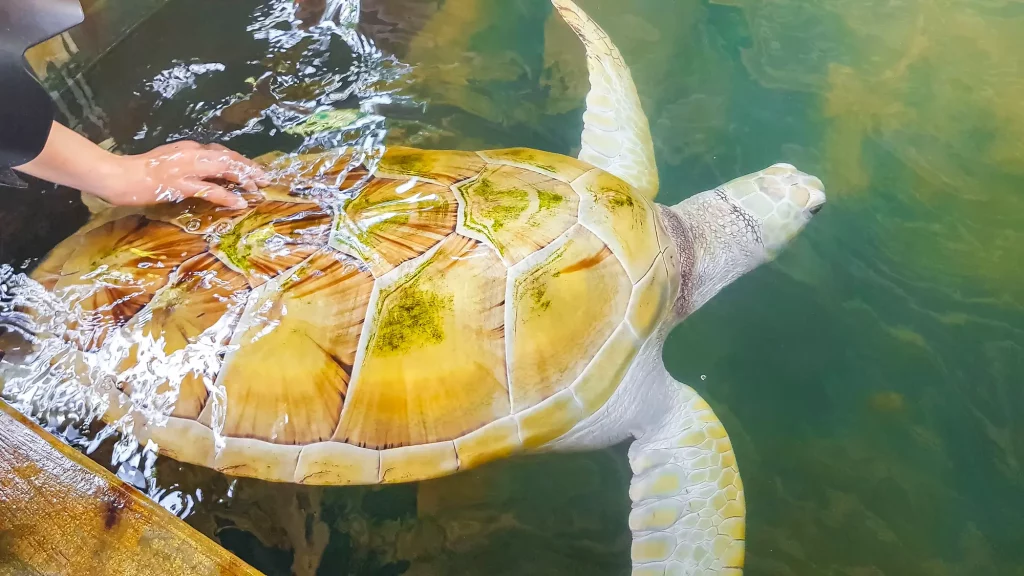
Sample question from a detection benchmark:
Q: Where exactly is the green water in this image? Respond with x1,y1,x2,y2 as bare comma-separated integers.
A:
6,0,1024,574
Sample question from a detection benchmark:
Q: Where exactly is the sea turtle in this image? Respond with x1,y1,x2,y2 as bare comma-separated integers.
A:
3,1,825,574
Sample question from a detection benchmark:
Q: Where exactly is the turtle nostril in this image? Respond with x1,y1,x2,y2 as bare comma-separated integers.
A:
809,204,823,215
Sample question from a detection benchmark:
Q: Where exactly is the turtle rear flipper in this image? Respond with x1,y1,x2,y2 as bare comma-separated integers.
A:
552,0,660,201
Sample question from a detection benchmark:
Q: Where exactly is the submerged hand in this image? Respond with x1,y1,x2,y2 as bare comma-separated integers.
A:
93,141,268,209
14,122,267,209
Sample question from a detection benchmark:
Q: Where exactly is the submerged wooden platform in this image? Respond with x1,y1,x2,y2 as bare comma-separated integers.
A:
0,400,263,576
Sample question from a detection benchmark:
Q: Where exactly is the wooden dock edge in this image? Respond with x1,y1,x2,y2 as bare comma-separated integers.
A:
0,400,265,576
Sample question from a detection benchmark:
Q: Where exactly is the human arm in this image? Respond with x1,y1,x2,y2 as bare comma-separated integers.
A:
14,122,267,209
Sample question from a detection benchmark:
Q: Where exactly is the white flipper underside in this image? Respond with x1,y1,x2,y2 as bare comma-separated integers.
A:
629,378,746,575
551,0,660,201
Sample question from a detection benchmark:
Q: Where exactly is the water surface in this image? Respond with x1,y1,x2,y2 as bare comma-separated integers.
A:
2,0,1023,574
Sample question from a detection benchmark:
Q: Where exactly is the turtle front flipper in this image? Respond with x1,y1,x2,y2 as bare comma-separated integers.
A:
551,0,659,201
630,372,745,575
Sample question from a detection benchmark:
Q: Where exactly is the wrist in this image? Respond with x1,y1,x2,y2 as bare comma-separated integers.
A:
82,153,136,200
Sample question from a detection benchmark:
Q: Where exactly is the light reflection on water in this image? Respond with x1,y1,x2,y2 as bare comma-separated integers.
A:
2,0,1024,574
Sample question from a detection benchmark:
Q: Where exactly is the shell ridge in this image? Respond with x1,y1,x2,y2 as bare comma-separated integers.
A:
503,263,517,416
450,177,502,257
145,259,249,421
331,275,382,442
199,283,264,431
631,245,665,289
207,248,348,445
505,223,583,413
454,163,580,266
372,172,450,188
332,234,453,444
478,148,594,184
571,167,603,186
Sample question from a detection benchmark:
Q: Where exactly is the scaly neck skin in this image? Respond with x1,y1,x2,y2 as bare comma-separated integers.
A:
658,191,766,322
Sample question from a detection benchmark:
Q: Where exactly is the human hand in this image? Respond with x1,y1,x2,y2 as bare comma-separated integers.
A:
88,141,269,209
15,123,270,210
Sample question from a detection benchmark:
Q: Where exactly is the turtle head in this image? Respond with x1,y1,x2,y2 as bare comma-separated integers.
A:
664,163,826,318
717,163,826,256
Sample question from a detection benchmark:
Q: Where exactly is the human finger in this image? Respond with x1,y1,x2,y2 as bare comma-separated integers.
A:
180,179,248,209
190,154,269,191
197,148,267,180
185,153,259,187
193,162,259,193
209,168,258,193
180,165,259,194
205,145,271,187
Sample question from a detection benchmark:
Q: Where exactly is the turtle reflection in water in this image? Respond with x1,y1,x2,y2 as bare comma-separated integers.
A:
9,0,825,573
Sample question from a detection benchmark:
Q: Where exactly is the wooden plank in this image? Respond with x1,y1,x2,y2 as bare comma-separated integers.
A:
0,400,264,576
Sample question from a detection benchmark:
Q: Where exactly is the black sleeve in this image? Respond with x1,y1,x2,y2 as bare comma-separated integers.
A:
0,0,85,171
0,60,55,171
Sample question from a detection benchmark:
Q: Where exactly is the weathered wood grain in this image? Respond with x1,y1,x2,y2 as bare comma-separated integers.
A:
0,400,264,576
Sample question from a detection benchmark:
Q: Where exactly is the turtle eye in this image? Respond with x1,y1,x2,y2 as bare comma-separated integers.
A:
808,204,823,215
